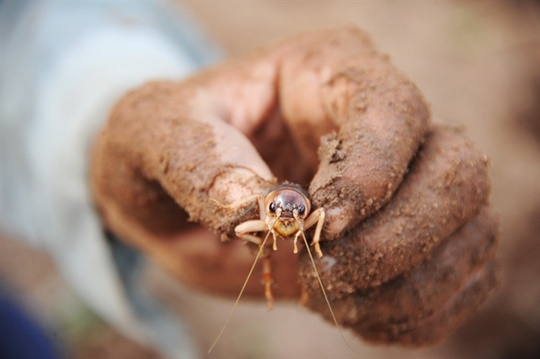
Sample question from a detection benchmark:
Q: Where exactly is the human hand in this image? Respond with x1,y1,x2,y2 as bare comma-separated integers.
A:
90,26,499,345
300,127,499,345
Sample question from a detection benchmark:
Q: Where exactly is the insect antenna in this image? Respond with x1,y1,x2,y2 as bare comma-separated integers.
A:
208,231,272,353
301,232,356,353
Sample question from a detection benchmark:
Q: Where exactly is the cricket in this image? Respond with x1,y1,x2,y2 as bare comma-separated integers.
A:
208,182,351,353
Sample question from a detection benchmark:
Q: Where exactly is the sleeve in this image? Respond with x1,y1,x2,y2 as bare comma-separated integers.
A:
0,0,220,355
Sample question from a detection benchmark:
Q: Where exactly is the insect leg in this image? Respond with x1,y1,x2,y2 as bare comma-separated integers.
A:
261,250,274,309
235,218,275,308
235,219,267,246
303,208,326,258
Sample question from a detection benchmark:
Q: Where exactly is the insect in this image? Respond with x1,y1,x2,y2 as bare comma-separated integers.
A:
208,183,351,353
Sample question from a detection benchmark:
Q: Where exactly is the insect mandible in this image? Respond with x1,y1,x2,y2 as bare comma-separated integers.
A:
208,182,349,353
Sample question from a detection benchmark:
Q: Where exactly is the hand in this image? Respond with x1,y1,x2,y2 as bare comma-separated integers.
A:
90,26,499,345
300,128,499,345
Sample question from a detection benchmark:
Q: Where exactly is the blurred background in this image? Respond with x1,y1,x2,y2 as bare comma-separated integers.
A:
1,1,538,358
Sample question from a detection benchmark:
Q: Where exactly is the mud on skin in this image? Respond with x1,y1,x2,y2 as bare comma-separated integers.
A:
90,26,499,345
298,126,498,344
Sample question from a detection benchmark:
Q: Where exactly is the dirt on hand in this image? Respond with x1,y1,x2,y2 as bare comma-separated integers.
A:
90,26,499,346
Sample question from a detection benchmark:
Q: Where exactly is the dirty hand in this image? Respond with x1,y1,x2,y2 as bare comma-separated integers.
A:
90,27,499,345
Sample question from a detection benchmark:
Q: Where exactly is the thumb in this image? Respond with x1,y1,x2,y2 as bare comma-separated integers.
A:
91,79,276,240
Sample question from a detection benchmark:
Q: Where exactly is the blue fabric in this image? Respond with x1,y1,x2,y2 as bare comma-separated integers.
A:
0,292,60,359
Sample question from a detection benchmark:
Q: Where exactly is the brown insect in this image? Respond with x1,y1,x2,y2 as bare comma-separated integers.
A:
208,183,351,353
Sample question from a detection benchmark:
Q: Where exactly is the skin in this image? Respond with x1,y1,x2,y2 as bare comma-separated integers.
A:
90,26,499,345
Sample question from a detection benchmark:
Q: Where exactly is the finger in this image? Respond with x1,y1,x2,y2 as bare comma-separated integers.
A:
359,259,500,346
145,226,301,299
299,126,491,293
300,208,499,344
186,26,430,228
276,27,431,234
92,26,430,241
350,209,499,335
92,107,301,297
91,78,281,241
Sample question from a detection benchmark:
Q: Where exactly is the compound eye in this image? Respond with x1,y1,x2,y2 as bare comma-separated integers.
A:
268,202,276,213
298,204,306,216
